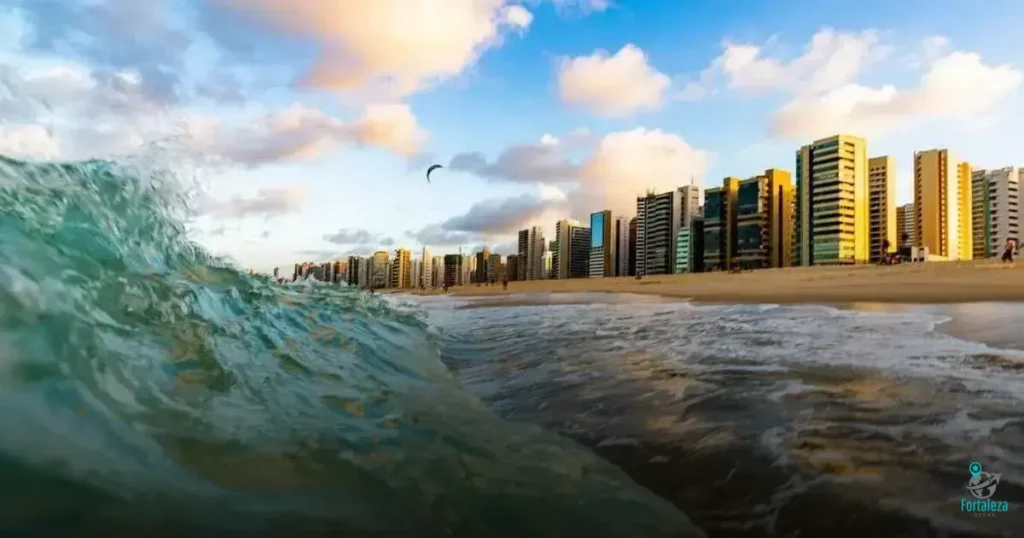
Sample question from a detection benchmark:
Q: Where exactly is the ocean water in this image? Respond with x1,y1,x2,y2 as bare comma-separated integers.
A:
0,157,704,538
3,156,1022,538
412,294,1024,537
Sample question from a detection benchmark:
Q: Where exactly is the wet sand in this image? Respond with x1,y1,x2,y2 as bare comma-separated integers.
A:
405,261,1024,305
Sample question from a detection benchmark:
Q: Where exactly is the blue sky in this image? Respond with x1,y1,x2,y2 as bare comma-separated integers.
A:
1,0,1022,273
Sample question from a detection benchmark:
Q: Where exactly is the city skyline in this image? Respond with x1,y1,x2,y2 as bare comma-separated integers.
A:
1,1,1022,274
277,138,1019,275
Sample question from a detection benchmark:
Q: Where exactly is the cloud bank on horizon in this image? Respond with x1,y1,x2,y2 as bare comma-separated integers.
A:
0,0,1021,270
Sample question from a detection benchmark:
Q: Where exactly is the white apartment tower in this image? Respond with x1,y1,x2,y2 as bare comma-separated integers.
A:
678,184,703,227
636,187,697,276
974,167,1020,257
516,226,546,281
420,247,432,288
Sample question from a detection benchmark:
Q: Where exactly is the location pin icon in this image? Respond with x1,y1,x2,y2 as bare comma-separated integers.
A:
969,462,982,477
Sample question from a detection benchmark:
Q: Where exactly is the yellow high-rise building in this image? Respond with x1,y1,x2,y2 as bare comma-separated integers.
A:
913,149,972,260
868,156,897,262
796,134,869,265
958,162,973,260
390,248,412,288
709,169,794,270
371,250,390,289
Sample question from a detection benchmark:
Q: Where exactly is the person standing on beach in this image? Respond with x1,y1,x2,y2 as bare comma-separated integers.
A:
502,277,508,291
1002,239,1015,263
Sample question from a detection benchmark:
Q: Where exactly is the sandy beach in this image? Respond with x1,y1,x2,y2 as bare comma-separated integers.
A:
397,260,1024,305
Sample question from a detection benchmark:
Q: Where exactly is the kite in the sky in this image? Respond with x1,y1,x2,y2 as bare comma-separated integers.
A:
426,164,443,183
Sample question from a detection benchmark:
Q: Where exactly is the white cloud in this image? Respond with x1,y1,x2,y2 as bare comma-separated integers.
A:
921,35,950,62
436,127,708,235
576,128,708,218
439,193,566,234
674,28,1022,140
202,186,309,219
448,140,579,183
322,228,393,249
557,44,670,116
770,50,1023,139
681,28,884,99
548,0,612,13
502,5,534,29
0,125,61,160
323,228,378,245
0,57,185,160
183,102,427,165
214,0,534,96
184,105,345,165
348,103,427,157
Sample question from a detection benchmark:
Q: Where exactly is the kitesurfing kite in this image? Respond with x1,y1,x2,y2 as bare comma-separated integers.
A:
426,164,443,183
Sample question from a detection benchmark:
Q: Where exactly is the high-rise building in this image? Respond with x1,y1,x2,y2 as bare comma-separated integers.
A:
614,216,629,277
690,217,706,273
506,255,519,282
461,254,472,286
474,248,491,283
704,170,793,270
371,250,389,289
420,247,432,288
431,256,444,288
515,226,546,281
703,178,738,271
636,190,681,275
411,259,421,288
390,248,411,288
628,217,637,276
588,210,614,277
678,184,703,228
740,169,795,269
896,204,914,248
960,162,974,260
542,250,553,279
358,258,370,288
675,228,691,273
972,170,990,258
570,227,590,278
555,219,589,279
347,256,361,285
487,253,501,283
913,149,972,260
796,134,869,265
517,229,529,281
443,254,461,287
272,267,279,280
868,156,897,262
973,167,1020,258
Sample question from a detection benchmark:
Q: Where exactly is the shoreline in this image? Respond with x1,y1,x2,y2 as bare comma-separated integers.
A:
388,261,1024,305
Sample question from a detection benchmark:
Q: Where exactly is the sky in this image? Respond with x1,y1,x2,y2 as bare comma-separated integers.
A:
1,0,1022,274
